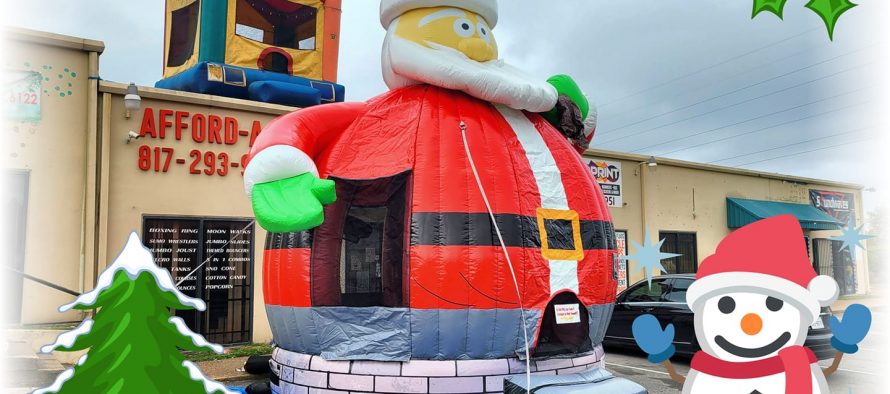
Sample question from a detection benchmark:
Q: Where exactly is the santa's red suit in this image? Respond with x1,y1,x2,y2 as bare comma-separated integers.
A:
245,84,617,359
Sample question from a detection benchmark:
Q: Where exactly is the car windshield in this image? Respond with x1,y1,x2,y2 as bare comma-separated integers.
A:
624,280,667,302
663,278,692,303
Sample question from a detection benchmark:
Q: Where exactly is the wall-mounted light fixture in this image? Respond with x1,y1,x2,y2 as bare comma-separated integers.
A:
640,156,657,168
123,82,141,119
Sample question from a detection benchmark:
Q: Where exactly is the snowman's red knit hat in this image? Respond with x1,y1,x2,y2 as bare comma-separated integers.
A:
686,214,839,324
380,0,499,28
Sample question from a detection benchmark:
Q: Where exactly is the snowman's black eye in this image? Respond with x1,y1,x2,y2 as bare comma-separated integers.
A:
766,296,784,312
718,296,735,314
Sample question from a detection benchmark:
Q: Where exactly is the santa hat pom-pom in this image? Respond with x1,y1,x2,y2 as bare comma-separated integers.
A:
809,275,840,306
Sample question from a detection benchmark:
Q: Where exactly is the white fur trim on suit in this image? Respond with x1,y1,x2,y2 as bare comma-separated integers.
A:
686,272,827,325
583,99,598,139
380,0,499,28
243,145,318,197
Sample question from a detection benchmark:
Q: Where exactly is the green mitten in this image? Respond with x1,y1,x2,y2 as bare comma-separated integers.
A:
251,173,337,233
542,74,589,124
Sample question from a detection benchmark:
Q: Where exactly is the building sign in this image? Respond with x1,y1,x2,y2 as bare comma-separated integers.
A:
4,71,42,122
615,230,629,293
586,159,622,207
809,190,855,223
135,107,268,177
143,217,254,344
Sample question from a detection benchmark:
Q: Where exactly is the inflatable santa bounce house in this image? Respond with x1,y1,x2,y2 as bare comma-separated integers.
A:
243,1,625,392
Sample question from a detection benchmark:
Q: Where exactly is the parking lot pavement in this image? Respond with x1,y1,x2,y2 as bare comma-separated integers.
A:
603,348,686,394
603,312,887,393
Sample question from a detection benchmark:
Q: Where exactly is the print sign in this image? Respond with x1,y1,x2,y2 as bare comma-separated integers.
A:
586,159,622,207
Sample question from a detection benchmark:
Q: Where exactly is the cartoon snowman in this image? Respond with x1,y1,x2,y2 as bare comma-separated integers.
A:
632,215,872,394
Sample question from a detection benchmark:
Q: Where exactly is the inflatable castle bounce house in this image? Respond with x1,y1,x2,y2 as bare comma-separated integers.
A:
156,0,345,107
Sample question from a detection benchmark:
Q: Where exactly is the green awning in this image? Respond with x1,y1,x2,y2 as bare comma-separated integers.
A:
726,198,843,230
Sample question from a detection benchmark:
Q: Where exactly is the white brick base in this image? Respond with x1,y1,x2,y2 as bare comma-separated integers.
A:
270,345,606,394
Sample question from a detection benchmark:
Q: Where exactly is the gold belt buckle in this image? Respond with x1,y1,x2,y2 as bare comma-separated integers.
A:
536,208,583,261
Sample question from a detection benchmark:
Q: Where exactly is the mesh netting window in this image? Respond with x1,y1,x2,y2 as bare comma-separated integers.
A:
235,0,318,50
340,207,387,305
167,0,200,67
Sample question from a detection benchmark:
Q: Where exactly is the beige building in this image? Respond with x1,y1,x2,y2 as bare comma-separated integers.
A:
3,28,867,344
582,151,866,296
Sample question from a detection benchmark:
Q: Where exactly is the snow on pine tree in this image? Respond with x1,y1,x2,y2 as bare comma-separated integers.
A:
34,232,237,394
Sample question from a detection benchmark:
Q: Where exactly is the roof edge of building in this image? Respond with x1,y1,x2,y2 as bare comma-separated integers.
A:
583,148,863,191
99,81,297,116
4,26,105,54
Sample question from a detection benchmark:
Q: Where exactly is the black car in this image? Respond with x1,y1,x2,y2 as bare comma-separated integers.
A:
603,274,835,360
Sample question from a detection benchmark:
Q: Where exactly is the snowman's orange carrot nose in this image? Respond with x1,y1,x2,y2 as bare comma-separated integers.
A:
741,313,763,335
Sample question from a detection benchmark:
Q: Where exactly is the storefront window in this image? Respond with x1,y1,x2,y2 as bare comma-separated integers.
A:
235,0,318,50
167,0,200,67
2,170,29,324
659,232,698,274
142,217,254,344
813,239,857,296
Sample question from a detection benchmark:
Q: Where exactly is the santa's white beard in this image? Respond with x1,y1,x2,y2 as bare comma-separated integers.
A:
381,24,558,112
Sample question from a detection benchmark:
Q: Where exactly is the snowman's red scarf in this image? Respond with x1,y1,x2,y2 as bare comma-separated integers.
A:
691,346,817,394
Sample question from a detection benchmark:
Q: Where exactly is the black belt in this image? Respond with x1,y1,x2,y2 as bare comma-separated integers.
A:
265,212,616,251
411,212,615,251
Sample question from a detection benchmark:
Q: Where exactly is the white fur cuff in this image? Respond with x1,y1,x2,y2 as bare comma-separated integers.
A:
243,145,318,197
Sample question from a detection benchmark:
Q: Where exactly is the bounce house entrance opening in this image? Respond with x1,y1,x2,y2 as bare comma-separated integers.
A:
534,292,592,357
311,172,410,308
259,50,291,74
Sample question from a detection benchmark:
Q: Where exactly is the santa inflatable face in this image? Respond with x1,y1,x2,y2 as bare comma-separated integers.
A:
381,5,558,112
396,7,498,62
695,291,809,363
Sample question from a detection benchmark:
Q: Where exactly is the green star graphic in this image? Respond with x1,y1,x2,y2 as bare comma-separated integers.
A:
752,0,789,19
829,218,874,259
619,229,681,288
805,0,858,40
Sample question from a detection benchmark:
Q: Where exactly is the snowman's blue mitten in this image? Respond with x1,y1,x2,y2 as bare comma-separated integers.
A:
632,314,676,363
830,304,872,354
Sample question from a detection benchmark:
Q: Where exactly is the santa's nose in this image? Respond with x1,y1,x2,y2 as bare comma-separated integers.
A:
741,313,763,335
459,38,496,62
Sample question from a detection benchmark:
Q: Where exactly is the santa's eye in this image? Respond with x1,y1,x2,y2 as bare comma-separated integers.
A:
477,21,492,43
718,296,735,314
453,18,474,38
766,296,784,312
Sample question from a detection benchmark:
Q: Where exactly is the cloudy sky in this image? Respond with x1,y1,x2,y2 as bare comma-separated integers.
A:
5,0,888,214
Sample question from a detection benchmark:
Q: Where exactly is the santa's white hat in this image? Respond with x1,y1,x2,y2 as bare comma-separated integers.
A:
686,215,839,324
380,0,499,28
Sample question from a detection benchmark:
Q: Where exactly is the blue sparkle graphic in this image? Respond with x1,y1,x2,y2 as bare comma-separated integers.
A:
619,229,681,287
830,218,874,259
